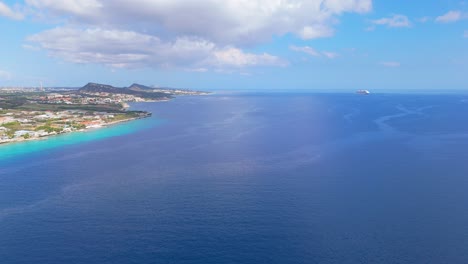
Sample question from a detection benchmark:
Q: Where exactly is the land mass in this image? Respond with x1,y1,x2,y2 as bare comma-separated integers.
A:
0,83,209,144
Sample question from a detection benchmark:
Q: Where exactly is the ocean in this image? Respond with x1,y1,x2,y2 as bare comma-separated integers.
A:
1,92,468,263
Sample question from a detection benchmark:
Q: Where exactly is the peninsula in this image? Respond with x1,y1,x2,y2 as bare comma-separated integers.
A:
0,83,208,144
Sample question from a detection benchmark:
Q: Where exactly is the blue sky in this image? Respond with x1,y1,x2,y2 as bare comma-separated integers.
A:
0,0,467,90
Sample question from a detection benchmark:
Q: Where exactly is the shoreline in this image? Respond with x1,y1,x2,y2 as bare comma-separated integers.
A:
0,92,210,147
0,114,150,146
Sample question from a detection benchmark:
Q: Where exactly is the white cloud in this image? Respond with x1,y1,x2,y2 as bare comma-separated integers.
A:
464,30,468,38
24,0,372,70
25,0,372,44
290,45,321,57
26,0,101,12
290,45,339,59
371,14,411,28
209,48,287,67
27,27,286,69
298,25,335,40
380,61,400,67
435,11,463,23
323,0,372,13
0,1,24,20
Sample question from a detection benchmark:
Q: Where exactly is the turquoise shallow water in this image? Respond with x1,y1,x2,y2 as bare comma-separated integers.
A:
0,116,162,162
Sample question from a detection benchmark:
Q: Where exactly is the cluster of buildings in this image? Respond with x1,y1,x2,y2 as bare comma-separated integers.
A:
0,83,201,145
152,88,209,95
0,110,119,143
0,87,45,93
32,92,149,105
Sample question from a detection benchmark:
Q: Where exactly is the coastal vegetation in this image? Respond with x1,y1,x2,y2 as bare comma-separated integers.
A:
0,82,207,144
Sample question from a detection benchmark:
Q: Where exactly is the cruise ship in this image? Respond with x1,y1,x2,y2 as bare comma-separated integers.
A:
356,90,370,95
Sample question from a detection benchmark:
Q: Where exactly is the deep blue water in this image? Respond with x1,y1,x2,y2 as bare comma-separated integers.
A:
2,92,468,264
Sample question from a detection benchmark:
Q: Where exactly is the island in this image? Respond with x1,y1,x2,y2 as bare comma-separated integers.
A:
0,83,209,144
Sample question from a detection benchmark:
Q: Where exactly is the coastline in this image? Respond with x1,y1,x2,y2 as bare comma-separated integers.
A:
0,87,211,147
0,113,151,146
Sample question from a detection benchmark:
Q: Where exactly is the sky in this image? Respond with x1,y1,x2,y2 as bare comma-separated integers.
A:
0,0,467,91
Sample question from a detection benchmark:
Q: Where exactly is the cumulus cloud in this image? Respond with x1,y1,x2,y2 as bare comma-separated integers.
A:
435,11,463,23
298,25,335,40
371,14,411,28
26,0,102,15
323,0,371,13
24,0,372,70
27,27,286,69
380,61,400,67
0,1,24,20
290,45,339,59
25,0,372,44
209,48,287,67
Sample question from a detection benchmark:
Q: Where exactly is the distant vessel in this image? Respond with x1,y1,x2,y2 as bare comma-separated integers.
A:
356,90,370,95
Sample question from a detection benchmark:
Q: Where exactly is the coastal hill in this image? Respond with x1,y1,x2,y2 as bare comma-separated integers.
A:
0,82,208,144
128,83,154,92
79,83,121,93
79,82,208,98
79,82,173,100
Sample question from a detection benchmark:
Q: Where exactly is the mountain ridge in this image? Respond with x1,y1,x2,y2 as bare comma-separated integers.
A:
79,82,173,100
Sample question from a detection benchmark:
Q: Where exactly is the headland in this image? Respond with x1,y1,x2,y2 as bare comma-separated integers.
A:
0,82,209,145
